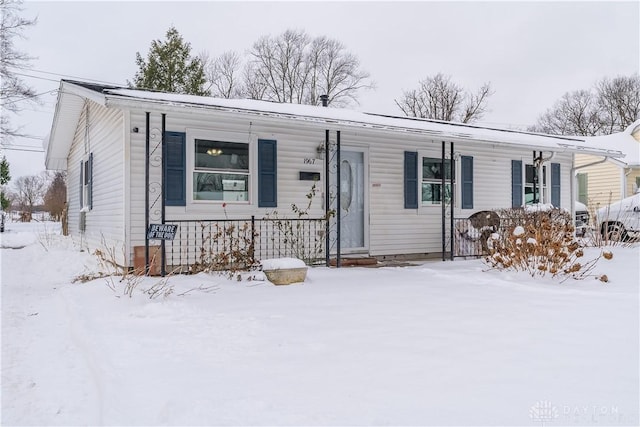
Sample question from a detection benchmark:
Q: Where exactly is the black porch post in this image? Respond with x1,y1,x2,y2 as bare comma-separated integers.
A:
325,129,330,267
160,113,167,277
144,112,150,275
441,141,446,261
336,130,341,268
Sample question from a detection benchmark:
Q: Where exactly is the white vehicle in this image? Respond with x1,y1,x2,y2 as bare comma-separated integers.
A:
596,193,640,241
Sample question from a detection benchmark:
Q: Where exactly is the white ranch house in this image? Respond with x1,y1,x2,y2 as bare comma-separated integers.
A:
45,80,625,271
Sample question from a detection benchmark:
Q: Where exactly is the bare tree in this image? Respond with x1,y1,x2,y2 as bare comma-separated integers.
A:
202,50,244,98
43,171,66,221
597,75,640,133
530,74,640,136
529,90,605,136
244,29,373,106
0,0,37,141
13,174,45,220
305,36,373,107
395,73,493,123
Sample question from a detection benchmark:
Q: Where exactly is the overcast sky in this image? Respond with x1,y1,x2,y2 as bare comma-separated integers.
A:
3,0,639,180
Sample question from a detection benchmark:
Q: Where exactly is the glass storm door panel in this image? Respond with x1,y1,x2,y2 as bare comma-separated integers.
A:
339,150,365,250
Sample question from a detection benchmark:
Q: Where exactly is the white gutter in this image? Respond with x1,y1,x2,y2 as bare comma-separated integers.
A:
104,95,625,158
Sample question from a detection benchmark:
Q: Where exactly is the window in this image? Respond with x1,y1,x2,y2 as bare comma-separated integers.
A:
79,153,93,211
577,173,588,204
193,139,249,202
421,157,453,205
524,164,546,205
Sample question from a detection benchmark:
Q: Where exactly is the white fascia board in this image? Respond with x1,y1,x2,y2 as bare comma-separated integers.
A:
46,82,109,170
61,81,108,106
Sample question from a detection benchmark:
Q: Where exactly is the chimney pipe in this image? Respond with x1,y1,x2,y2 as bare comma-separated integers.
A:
320,94,328,107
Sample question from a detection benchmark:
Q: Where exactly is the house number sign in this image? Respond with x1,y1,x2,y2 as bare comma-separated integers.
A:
147,224,178,240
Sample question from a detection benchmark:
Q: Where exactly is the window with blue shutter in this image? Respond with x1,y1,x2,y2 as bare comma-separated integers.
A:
164,131,186,206
461,155,473,209
512,160,523,207
258,139,277,208
404,151,418,209
551,162,561,207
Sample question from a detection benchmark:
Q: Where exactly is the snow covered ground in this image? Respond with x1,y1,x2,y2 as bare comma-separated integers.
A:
2,221,638,426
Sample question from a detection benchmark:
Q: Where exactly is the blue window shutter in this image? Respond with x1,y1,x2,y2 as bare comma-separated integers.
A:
258,139,277,208
461,155,473,209
89,153,93,210
164,131,186,206
511,160,523,207
551,162,561,207
404,151,418,209
79,160,83,208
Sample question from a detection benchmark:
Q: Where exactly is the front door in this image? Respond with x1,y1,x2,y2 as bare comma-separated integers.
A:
338,149,367,252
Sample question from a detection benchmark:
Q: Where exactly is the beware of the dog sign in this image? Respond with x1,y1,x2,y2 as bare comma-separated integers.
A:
147,224,178,240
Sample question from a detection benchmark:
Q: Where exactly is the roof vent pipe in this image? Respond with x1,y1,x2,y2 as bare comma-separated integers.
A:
320,94,328,107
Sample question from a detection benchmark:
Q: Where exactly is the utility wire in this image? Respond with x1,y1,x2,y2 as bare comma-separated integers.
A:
8,65,126,86
0,145,44,153
1,89,58,106
11,71,60,83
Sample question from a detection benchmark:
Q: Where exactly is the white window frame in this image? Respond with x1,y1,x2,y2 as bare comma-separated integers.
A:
187,129,254,205
418,153,456,208
524,163,547,205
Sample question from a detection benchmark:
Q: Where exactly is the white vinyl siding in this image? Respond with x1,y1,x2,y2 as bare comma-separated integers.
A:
575,153,624,208
67,101,125,264
124,107,575,263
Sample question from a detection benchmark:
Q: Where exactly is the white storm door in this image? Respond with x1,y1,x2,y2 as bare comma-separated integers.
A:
339,149,368,252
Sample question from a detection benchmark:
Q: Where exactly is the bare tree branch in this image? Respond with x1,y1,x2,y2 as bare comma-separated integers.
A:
0,0,38,142
395,73,492,123
243,29,373,106
530,74,639,136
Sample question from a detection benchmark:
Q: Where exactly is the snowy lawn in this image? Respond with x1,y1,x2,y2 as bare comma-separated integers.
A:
2,222,638,426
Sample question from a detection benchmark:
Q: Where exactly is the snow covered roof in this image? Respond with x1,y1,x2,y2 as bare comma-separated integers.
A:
583,120,640,167
47,80,627,169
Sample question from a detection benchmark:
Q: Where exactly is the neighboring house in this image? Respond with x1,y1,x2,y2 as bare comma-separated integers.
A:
45,80,624,270
575,120,640,209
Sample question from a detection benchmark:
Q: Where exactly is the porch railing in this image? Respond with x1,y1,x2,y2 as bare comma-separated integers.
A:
453,216,509,258
164,216,327,272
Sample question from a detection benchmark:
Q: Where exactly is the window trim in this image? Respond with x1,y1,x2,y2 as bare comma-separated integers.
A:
187,129,254,205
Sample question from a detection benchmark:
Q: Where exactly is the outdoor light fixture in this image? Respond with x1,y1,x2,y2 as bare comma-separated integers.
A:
207,148,223,156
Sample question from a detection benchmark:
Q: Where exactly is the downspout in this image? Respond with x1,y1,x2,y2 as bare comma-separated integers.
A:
450,142,454,261
623,167,632,198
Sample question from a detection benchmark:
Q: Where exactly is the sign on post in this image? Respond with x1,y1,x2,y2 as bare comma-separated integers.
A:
147,224,178,240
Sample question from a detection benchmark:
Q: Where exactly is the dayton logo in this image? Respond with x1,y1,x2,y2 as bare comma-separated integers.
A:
529,400,559,426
